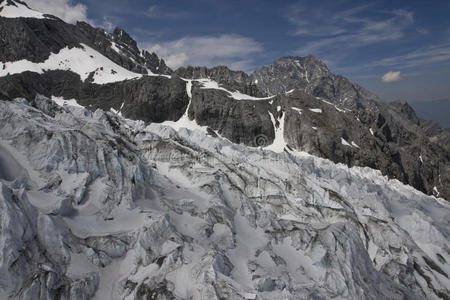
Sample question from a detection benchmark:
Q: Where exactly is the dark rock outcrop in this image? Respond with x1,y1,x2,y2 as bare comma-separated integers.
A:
188,83,275,145
175,65,264,97
0,70,188,123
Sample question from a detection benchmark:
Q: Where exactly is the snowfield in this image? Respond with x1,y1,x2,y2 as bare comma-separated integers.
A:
0,43,143,84
0,0,47,19
0,96,449,299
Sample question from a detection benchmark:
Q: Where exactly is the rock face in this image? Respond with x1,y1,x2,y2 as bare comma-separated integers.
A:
175,65,264,97
251,55,380,111
0,96,449,299
0,70,189,123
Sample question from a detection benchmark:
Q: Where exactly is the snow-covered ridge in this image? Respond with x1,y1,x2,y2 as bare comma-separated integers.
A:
0,43,144,84
0,41,171,84
0,0,47,19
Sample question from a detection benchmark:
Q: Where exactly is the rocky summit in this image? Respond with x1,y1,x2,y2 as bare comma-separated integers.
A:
0,1,449,299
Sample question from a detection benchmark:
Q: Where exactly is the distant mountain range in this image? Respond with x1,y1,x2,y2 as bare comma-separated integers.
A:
410,98,450,130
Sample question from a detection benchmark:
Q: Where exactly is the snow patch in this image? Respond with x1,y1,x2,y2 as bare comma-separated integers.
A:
433,186,440,197
198,78,275,101
341,138,352,147
291,107,302,114
309,108,322,113
264,111,286,153
0,44,143,84
0,0,47,19
369,128,374,136
351,141,360,148
51,96,84,108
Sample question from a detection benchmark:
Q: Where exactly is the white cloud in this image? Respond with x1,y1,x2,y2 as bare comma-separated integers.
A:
146,35,263,71
289,2,414,56
377,43,450,68
382,71,402,82
29,0,90,24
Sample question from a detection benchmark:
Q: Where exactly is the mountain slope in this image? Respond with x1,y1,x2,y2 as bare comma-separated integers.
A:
0,96,449,299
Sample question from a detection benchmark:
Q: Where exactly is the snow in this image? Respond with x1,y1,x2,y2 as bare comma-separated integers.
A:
309,108,322,113
419,155,423,164
433,186,440,197
264,111,286,153
0,0,47,19
0,44,142,84
317,98,348,112
370,128,374,136
51,96,84,108
161,80,208,133
341,138,352,147
312,126,318,130
285,89,295,94
351,141,360,148
198,78,275,101
291,107,302,114
110,42,122,56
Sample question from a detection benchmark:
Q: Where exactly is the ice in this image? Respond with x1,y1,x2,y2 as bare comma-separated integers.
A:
0,97,449,299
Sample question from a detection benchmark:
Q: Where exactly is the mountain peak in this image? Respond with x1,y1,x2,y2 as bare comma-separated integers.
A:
112,26,139,54
275,55,329,70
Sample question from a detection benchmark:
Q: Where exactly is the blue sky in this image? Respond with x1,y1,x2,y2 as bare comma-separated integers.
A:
32,0,450,102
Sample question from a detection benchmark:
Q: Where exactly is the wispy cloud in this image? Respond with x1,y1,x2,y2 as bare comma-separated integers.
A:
288,1,414,56
145,4,191,20
381,71,402,82
29,0,90,24
146,35,263,72
375,43,450,68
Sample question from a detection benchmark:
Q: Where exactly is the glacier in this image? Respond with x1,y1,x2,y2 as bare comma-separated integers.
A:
0,96,449,299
